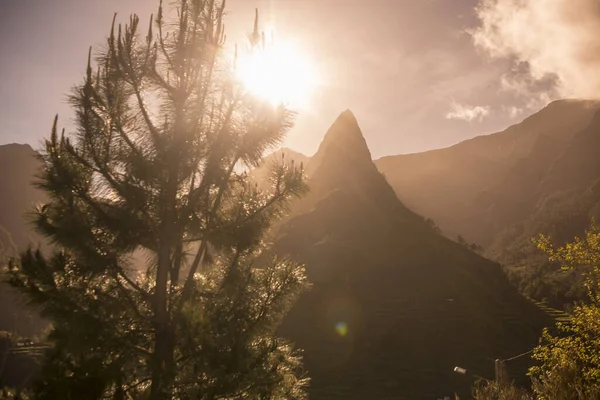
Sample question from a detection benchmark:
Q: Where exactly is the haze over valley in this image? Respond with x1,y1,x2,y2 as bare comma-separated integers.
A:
2,0,600,399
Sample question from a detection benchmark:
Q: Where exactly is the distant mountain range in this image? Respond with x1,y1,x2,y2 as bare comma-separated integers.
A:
376,99,600,265
5,99,598,396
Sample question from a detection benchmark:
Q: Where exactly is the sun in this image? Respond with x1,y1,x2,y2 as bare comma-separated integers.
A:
236,36,318,108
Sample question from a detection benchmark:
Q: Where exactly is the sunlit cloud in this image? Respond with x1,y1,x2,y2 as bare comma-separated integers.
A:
505,105,524,119
472,0,600,99
445,101,490,122
497,66,557,111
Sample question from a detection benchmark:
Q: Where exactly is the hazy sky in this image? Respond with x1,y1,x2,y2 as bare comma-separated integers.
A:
1,0,599,158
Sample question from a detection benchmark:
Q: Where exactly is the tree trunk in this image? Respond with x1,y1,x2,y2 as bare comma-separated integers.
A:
150,163,179,399
150,237,175,399
150,321,175,399
150,75,188,400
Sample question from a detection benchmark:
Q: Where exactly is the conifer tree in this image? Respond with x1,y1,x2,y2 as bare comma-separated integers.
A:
7,1,309,398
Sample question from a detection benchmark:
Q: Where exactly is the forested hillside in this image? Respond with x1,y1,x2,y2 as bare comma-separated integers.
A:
375,100,600,308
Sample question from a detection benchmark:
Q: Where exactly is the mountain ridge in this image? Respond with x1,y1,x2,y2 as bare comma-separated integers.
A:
275,110,550,398
375,99,600,251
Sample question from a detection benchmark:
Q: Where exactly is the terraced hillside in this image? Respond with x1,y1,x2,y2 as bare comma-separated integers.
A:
275,111,551,399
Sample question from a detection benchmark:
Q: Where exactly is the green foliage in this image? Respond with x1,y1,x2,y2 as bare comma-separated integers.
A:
505,262,586,310
497,201,600,309
529,222,600,399
472,380,534,400
489,184,600,266
0,387,32,399
5,1,309,399
535,220,600,273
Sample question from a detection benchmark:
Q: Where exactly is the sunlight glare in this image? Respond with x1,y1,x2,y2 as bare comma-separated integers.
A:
236,36,318,108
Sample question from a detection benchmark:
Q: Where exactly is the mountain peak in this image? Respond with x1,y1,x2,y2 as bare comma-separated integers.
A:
306,110,372,179
294,110,417,221
0,143,35,155
338,108,358,122
321,109,367,153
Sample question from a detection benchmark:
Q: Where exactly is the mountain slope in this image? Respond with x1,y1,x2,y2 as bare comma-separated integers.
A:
375,99,600,251
0,143,46,337
487,107,600,263
276,111,550,399
0,144,45,251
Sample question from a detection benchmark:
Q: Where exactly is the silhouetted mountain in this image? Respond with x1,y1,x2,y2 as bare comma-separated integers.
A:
0,144,45,251
375,99,600,263
276,111,550,399
0,143,46,337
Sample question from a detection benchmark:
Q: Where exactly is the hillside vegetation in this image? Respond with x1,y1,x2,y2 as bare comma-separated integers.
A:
273,111,550,399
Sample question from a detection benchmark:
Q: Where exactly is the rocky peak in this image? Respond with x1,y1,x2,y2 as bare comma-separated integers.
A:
306,110,376,184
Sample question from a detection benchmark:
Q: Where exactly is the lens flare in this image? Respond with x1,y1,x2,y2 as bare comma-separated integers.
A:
335,321,348,337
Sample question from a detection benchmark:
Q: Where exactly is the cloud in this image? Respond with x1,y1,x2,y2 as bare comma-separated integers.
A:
503,105,524,119
472,0,600,99
445,101,490,122
499,68,557,110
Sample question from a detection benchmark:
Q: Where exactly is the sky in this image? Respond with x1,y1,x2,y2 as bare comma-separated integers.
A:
1,0,600,159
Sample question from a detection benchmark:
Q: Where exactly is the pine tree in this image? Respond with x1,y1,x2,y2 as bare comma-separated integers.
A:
7,1,309,398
